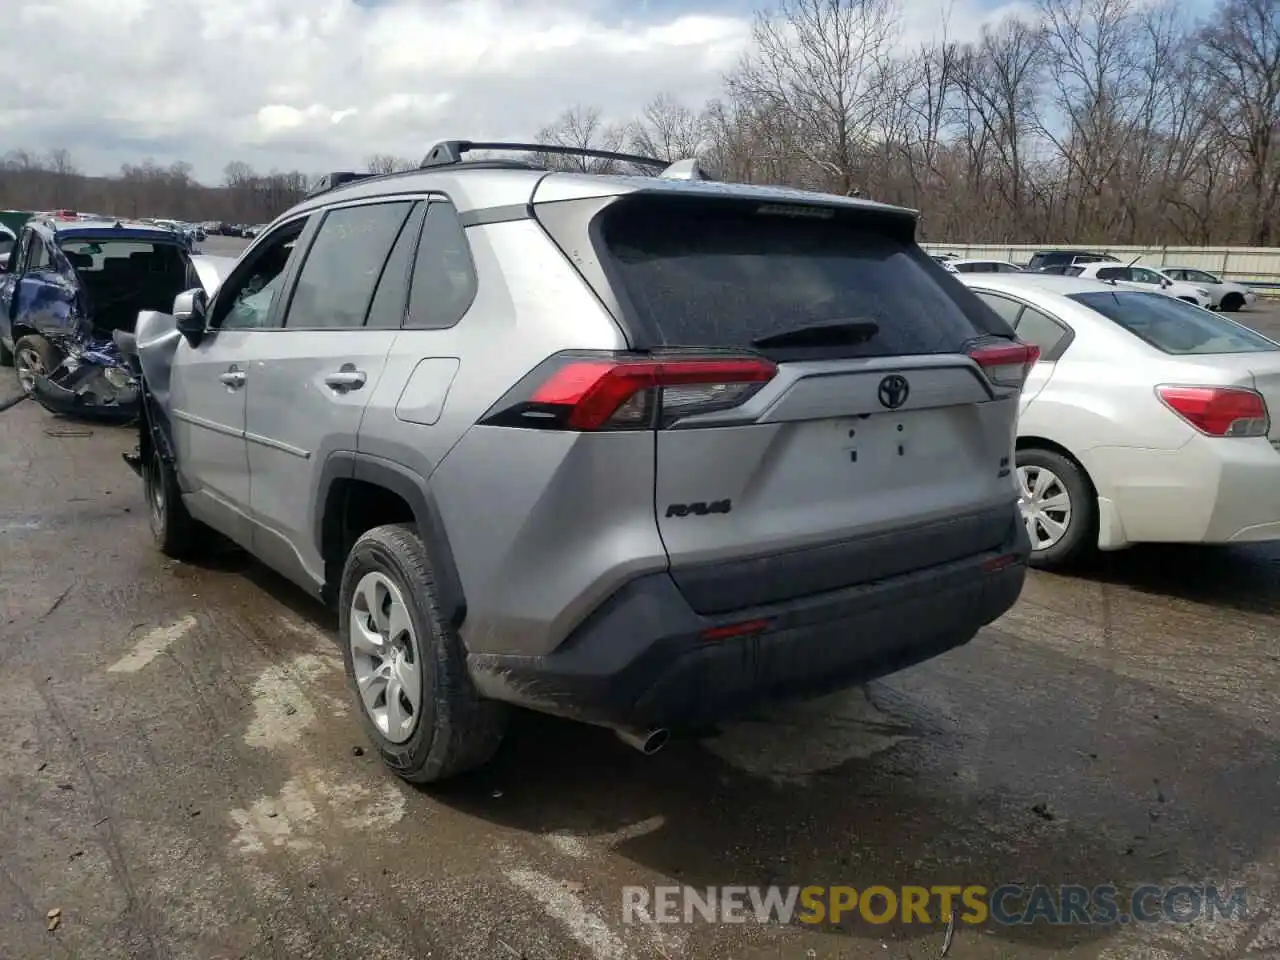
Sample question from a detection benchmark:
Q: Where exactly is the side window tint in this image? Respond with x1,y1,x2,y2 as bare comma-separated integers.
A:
285,202,414,330
1014,306,1068,357
406,201,477,330
365,203,426,330
974,291,1023,327
217,218,311,331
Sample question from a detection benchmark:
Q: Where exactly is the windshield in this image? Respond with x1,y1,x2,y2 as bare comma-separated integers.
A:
1070,291,1279,354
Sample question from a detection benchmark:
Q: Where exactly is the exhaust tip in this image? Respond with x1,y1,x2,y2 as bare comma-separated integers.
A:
615,726,671,755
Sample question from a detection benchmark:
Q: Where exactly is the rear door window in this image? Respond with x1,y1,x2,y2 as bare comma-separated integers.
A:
597,197,997,356
1070,292,1279,354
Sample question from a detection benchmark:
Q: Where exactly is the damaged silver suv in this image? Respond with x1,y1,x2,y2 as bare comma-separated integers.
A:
123,140,1034,783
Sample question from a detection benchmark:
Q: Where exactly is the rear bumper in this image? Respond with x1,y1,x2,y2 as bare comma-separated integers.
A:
1087,437,1280,544
467,516,1029,727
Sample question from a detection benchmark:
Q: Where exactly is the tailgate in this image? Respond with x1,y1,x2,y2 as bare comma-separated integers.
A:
553,190,1028,614
654,356,1017,612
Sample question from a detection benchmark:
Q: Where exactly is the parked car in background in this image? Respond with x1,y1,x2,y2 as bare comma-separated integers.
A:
1026,250,1119,272
958,272,1280,568
1068,262,1213,309
1162,267,1257,312
950,259,1025,274
123,141,1033,783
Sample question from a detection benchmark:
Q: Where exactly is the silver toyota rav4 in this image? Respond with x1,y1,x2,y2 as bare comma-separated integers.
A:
123,140,1035,783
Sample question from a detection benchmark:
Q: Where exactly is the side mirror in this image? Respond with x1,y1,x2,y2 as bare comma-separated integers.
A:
1161,278,1171,288
173,287,208,346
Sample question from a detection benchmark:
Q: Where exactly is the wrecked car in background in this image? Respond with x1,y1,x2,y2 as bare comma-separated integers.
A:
0,213,234,421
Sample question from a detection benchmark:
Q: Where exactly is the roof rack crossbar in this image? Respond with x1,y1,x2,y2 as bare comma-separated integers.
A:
419,140,669,171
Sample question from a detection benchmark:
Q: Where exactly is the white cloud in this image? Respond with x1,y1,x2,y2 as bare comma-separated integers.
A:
0,0,1022,183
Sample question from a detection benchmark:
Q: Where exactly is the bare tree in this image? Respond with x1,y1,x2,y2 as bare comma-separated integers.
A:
953,17,1046,239
728,0,900,195
626,94,708,163
535,105,627,172
366,153,415,174
1196,0,1280,244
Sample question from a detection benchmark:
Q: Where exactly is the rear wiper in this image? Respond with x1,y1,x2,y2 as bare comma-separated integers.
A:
751,318,880,350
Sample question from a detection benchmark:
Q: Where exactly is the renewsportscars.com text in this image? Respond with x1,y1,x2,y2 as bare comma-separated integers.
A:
622,884,1248,927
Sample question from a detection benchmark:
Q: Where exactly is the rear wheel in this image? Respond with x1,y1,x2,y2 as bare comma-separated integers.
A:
1221,292,1245,312
13,334,59,396
339,523,507,784
1016,448,1096,570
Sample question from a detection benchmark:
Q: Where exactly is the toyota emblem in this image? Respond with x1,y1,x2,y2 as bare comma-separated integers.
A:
877,374,910,410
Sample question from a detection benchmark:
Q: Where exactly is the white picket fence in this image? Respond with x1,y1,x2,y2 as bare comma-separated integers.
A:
919,243,1280,293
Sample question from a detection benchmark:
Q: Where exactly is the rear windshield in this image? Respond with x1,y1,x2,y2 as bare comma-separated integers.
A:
1070,291,1279,354
59,238,187,274
598,198,995,356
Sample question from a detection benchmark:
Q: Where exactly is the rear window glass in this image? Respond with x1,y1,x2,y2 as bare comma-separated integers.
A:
599,199,988,355
1070,292,1279,354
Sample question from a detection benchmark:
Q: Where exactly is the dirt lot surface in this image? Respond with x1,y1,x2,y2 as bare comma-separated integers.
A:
1,299,1278,960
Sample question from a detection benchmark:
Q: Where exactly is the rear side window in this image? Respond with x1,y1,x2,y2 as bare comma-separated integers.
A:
1096,267,1127,281
405,201,477,330
974,291,1023,326
597,198,995,356
1070,292,1279,354
285,201,414,330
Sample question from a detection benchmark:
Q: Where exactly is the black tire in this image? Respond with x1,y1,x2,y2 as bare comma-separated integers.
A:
144,449,209,559
1221,292,1245,312
13,333,60,396
0,339,12,367
339,523,506,784
1016,447,1096,571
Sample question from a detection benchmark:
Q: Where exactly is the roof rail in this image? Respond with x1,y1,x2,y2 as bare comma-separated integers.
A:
308,171,377,198
420,140,669,171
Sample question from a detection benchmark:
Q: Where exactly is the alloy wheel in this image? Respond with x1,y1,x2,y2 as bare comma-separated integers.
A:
349,571,423,744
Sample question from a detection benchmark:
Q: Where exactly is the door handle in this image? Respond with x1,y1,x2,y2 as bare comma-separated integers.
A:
219,367,246,389
324,367,367,392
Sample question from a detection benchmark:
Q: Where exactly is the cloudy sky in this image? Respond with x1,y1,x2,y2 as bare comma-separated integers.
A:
2,0,1038,184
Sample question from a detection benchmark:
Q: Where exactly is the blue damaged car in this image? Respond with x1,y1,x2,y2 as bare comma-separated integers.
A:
0,215,205,419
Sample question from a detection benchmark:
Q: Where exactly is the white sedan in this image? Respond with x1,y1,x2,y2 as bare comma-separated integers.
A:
1162,266,1258,312
959,273,1280,568
1068,262,1214,309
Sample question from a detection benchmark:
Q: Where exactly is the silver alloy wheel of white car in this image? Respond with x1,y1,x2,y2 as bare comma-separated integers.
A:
1018,464,1073,551
349,570,423,744
14,343,45,395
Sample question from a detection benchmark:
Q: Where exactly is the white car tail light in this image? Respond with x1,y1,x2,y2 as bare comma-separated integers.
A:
1156,385,1270,437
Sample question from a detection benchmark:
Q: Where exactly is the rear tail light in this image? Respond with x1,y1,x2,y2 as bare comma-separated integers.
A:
968,341,1040,388
481,352,778,431
1156,385,1269,437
